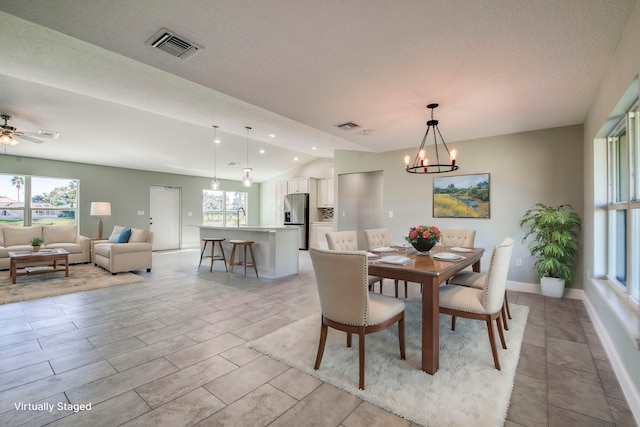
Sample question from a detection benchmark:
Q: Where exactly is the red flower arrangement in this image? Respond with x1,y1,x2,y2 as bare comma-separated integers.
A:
406,225,441,252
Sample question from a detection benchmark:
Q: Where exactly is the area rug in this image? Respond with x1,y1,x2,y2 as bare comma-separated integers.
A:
0,264,144,304
250,301,528,427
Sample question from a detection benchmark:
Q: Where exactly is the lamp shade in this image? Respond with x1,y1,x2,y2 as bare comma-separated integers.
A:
90,202,111,216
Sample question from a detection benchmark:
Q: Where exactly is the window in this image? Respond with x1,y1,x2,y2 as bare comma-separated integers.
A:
203,190,247,227
0,174,78,227
606,101,639,305
0,175,25,226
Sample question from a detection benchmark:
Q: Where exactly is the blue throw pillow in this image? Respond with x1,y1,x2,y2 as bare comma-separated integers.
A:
116,227,131,243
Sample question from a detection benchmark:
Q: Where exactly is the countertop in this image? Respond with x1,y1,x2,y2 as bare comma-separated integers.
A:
198,225,296,232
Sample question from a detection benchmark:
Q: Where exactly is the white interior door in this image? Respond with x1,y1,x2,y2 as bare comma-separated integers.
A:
150,185,181,251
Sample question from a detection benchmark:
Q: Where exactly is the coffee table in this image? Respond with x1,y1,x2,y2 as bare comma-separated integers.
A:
8,248,70,284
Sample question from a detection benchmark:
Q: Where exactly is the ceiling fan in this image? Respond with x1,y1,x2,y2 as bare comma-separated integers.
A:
1,114,60,146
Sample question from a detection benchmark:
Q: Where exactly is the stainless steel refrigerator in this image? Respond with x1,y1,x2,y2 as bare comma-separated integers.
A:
284,193,309,250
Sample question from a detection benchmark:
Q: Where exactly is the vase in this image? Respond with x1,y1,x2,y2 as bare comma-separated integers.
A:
411,239,436,252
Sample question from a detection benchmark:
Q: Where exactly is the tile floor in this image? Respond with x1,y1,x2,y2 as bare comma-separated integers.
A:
0,249,636,426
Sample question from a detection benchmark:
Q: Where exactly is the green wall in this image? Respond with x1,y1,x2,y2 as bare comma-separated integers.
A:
0,155,260,248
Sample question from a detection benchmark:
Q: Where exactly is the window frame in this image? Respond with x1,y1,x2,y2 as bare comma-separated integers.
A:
606,100,640,306
202,189,248,227
0,174,79,227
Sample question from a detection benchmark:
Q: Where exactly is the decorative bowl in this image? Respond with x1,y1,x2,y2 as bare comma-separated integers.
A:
411,238,436,253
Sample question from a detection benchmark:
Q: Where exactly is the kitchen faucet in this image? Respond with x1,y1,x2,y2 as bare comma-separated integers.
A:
237,207,246,227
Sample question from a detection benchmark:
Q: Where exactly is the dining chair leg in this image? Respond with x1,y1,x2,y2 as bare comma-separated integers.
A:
451,315,457,331
486,316,501,370
394,280,399,298
404,281,408,297
398,315,406,360
358,328,366,390
501,304,509,330
504,290,512,319
496,315,507,350
314,321,328,370
347,332,352,347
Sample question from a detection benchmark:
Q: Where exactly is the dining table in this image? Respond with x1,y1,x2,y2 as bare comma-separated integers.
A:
367,245,485,375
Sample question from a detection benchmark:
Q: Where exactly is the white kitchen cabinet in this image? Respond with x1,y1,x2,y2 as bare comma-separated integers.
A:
287,178,310,194
275,181,288,207
310,222,334,249
317,178,334,208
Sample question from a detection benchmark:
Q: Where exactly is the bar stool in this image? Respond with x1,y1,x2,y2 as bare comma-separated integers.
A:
228,240,258,277
199,238,228,272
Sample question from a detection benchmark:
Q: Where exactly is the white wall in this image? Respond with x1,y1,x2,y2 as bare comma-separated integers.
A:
334,124,584,285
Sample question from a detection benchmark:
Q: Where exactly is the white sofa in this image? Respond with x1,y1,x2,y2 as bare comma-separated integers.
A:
93,226,153,274
0,225,91,270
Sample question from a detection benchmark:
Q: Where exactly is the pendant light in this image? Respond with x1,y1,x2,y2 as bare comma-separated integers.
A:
404,103,458,174
242,126,253,187
210,125,221,190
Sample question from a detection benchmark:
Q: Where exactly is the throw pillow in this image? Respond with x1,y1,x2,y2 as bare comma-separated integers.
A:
116,227,131,243
108,226,125,242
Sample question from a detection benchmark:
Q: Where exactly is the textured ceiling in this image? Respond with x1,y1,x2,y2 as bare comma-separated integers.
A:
0,0,636,182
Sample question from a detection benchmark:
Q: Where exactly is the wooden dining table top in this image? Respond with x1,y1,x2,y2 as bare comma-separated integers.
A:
368,246,484,283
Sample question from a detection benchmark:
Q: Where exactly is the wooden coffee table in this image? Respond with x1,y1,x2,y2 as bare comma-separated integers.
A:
8,248,70,284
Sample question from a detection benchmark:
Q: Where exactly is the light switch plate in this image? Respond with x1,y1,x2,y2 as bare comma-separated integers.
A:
137,211,144,215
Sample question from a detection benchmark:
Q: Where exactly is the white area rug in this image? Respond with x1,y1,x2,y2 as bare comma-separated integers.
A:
250,301,528,427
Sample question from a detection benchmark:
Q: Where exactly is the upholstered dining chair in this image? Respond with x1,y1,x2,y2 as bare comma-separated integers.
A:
363,228,408,298
447,231,513,329
438,237,514,370
326,230,384,292
435,229,477,248
309,247,406,389
436,229,477,283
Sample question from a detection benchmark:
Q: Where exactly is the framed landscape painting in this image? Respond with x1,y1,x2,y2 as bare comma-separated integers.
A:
433,173,490,218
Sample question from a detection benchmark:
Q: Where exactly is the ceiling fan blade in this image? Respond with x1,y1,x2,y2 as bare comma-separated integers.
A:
23,130,60,139
15,134,45,144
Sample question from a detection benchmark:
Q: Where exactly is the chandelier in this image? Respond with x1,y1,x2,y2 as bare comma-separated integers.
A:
210,125,220,190
404,103,458,174
242,126,253,187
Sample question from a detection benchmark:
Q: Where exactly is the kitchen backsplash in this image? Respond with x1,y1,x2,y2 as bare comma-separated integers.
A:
321,208,334,220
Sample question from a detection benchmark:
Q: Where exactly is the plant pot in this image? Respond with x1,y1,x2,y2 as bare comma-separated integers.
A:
411,239,436,253
31,245,41,252
540,277,565,298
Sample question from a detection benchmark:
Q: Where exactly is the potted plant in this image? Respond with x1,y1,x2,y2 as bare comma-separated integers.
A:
519,203,582,297
30,236,44,252
406,225,441,253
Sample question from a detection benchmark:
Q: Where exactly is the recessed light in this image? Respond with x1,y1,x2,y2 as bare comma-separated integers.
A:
268,134,276,138
294,157,299,161
311,146,317,150
259,149,265,154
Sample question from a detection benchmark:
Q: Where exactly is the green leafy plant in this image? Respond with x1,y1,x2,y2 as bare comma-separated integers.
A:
29,236,44,246
519,203,582,284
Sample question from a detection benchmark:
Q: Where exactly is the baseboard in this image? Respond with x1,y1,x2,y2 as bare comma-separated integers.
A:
506,280,585,300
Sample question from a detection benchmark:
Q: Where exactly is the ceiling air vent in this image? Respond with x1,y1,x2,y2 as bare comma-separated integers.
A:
146,28,203,60
335,121,361,131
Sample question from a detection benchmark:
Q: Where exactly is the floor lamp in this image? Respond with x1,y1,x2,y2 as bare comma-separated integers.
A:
90,202,111,239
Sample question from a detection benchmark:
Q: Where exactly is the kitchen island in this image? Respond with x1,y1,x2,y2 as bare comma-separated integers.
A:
198,225,299,279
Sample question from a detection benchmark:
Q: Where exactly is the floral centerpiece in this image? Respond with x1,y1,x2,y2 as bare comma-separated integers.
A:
405,225,441,252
